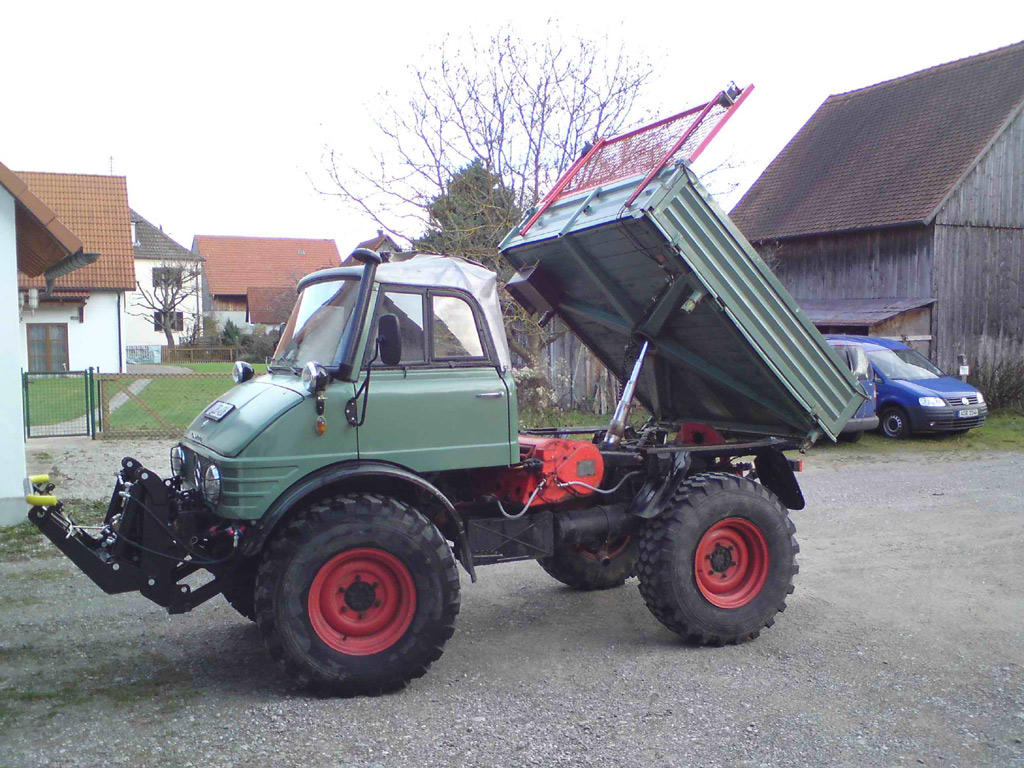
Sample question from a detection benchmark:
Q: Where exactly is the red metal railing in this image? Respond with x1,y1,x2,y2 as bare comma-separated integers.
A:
518,84,754,236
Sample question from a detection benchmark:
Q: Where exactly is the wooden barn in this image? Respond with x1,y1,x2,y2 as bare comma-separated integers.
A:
730,41,1024,371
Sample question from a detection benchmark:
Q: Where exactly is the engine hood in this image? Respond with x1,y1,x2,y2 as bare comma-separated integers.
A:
184,375,305,458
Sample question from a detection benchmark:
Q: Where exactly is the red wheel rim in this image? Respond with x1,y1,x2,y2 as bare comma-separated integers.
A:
579,534,631,562
307,548,416,656
694,518,769,609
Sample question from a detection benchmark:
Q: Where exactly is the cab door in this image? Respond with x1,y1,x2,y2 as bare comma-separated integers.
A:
355,287,515,472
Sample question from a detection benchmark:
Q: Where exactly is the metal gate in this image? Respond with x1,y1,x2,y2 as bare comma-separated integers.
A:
22,369,98,438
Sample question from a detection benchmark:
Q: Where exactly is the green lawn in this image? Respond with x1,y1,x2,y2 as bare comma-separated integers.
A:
812,411,1024,454
168,362,268,374
107,377,237,431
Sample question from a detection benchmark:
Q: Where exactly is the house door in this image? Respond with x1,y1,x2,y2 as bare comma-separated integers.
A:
27,323,69,371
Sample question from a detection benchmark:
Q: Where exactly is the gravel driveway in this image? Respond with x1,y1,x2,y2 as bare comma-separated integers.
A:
2,444,1022,767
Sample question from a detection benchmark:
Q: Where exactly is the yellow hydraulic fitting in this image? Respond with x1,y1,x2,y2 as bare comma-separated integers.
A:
26,494,58,507
29,474,50,485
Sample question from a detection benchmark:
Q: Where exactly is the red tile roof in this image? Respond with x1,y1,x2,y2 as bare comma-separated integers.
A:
731,40,1024,241
16,172,135,290
246,285,296,325
192,235,340,296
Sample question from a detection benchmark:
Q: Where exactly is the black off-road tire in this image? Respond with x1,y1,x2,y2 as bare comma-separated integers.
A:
221,565,257,622
255,493,460,695
637,473,798,645
538,536,638,591
879,405,912,439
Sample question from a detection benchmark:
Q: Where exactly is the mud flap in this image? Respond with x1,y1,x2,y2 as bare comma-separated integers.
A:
754,449,805,510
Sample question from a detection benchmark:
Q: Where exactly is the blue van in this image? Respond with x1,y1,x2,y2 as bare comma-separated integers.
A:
825,338,878,442
825,335,987,439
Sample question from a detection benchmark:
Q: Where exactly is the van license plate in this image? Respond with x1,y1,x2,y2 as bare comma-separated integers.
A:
958,408,979,418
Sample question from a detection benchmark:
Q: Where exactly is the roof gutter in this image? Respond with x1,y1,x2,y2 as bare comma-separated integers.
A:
43,251,100,294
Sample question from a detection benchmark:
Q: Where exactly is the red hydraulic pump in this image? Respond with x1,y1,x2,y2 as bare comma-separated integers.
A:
480,436,606,508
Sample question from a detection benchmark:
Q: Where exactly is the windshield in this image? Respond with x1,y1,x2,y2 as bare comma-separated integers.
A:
867,347,944,380
270,279,360,370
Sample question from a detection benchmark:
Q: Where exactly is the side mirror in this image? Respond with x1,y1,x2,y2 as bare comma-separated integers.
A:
378,314,402,366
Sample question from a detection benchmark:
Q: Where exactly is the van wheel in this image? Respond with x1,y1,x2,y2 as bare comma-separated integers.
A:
539,535,638,590
879,406,911,439
838,430,863,443
636,473,798,645
255,493,460,695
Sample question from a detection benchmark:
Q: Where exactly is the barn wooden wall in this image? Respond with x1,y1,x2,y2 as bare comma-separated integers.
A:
759,226,934,301
933,108,1024,370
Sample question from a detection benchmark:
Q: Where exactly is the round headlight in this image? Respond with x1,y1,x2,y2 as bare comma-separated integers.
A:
232,360,255,384
170,445,185,477
301,361,329,393
202,464,221,507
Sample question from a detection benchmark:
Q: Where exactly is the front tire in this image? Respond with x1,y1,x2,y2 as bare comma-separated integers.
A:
255,493,460,695
538,535,637,591
839,430,863,443
636,473,798,645
879,406,911,439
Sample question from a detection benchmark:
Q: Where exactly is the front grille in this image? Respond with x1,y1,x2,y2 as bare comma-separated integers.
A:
944,394,979,407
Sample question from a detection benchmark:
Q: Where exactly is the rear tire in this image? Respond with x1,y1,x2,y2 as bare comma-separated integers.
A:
839,430,863,443
255,493,460,695
538,535,637,591
636,473,798,645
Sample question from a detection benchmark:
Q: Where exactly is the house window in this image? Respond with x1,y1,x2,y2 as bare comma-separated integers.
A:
153,267,183,290
153,311,184,332
27,323,69,372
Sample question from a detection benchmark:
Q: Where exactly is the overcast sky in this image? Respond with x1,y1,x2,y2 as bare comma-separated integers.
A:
2,1,1021,256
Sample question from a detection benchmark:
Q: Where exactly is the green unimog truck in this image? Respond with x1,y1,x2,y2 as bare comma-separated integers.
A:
26,86,865,694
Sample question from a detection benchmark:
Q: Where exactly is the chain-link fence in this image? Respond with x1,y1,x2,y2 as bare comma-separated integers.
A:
96,372,235,439
22,370,98,438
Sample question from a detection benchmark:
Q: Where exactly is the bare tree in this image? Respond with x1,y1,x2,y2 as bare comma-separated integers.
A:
319,24,653,364
128,263,202,348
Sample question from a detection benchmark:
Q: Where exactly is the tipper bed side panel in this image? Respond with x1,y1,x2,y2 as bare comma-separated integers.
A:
501,164,864,441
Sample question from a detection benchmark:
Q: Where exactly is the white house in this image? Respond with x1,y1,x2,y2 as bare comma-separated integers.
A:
0,161,93,525
17,172,133,374
124,209,203,361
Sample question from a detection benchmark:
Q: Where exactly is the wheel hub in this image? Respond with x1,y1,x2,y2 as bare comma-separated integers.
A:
342,578,377,612
694,517,770,609
307,548,416,656
708,543,734,573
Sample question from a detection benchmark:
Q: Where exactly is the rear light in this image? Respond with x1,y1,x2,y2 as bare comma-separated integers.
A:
788,458,803,472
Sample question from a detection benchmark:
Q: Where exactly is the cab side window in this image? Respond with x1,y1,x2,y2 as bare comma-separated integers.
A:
431,295,485,359
372,290,426,365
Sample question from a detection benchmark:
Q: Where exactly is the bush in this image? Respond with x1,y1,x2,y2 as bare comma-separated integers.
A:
512,365,555,413
241,332,279,364
969,336,1024,412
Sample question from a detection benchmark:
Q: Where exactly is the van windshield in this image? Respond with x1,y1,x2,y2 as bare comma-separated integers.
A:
867,347,944,381
270,279,360,371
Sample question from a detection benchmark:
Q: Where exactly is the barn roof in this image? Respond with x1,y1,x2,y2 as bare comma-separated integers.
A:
799,297,936,327
192,235,340,296
731,40,1024,242
16,171,135,290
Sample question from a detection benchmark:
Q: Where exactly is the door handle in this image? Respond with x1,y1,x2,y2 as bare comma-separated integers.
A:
476,391,505,398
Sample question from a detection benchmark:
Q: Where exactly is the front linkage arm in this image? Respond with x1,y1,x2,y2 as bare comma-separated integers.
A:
28,457,247,614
